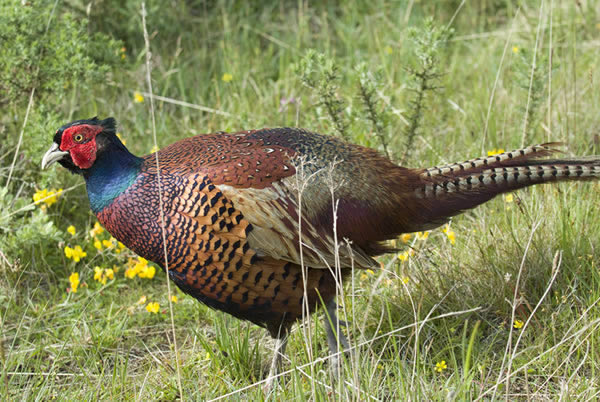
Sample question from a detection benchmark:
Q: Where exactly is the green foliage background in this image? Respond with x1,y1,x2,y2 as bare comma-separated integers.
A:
1,0,599,399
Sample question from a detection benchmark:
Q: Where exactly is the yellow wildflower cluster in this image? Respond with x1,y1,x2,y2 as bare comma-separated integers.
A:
89,222,125,253
513,319,524,329
435,360,448,373
397,249,415,262
125,257,156,279
150,145,160,153
64,245,87,262
400,231,430,244
487,148,505,156
93,266,115,285
67,225,76,236
132,295,162,314
90,222,104,237
69,272,80,293
33,188,63,209
222,73,233,82
416,231,429,240
146,302,160,313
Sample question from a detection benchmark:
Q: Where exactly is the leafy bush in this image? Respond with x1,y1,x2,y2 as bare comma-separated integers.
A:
0,1,121,108
0,1,121,268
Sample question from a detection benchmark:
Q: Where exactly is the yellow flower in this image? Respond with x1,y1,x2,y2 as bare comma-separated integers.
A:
513,319,524,329
435,360,448,373
416,231,429,240
138,265,156,279
94,240,102,250
443,225,456,245
33,189,48,204
384,45,393,55
171,295,178,303
512,46,519,54
487,148,505,156
33,188,63,208
397,249,415,262
67,225,76,236
102,239,114,249
146,302,160,313
124,267,137,279
133,92,144,103
400,233,412,243
401,276,410,284
137,295,147,305
94,266,108,285
125,257,155,279
446,231,456,245
150,145,159,153
366,269,375,275
105,268,114,280
135,257,148,269
90,222,104,238
69,272,80,293
221,73,233,82
504,194,514,203
64,245,86,262
93,266,103,281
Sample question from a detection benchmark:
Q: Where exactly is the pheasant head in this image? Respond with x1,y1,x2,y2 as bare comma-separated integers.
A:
42,117,142,213
41,117,121,173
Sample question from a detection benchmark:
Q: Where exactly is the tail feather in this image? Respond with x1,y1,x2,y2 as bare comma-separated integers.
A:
408,144,600,231
422,142,563,178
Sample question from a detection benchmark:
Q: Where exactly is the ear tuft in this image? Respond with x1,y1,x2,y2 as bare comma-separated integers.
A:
99,117,117,134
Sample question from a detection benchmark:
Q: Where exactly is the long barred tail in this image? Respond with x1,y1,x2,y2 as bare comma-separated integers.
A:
408,143,600,231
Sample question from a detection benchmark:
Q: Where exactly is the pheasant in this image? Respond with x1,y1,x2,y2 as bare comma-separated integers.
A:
42,117,599,382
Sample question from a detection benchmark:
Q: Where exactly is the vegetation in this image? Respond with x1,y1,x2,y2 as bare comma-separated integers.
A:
1,0,599,399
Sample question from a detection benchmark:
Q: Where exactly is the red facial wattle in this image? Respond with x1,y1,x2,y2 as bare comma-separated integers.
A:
60,124,103,169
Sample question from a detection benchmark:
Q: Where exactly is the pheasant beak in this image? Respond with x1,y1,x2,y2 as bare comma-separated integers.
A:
41,143,69,170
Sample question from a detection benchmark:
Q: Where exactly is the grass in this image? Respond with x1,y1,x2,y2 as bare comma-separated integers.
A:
2,0,600,400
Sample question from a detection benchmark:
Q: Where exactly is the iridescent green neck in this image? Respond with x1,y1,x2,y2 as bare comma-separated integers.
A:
84,144,143,213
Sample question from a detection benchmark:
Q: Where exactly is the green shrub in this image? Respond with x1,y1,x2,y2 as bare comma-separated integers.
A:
0,0,121,267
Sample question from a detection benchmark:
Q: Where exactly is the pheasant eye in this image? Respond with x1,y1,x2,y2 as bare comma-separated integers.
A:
74,134,84,142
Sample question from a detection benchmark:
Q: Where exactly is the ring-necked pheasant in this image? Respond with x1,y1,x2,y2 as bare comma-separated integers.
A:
42,117,599,382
